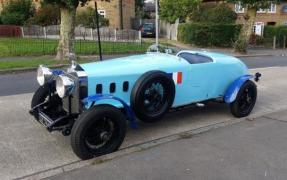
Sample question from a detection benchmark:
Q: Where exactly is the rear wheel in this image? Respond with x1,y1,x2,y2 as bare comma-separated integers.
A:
71,105,127,160
230,80,257,118
131,71,175,123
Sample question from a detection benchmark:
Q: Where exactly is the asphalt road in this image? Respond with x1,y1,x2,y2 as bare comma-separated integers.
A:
0,56,286,97
49,112,287,180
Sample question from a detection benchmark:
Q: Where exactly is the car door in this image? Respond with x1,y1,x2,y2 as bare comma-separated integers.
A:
178,52,217,102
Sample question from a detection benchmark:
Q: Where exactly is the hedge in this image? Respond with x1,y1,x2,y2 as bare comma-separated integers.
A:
178,23,241,47
264,25,287,38
264,25,287,46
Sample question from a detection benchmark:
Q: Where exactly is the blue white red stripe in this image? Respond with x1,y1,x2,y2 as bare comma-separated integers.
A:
171,72,182,84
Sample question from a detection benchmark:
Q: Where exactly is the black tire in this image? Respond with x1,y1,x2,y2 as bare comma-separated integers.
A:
31,84,51,120
131,71,175,123
230,80,257,118
71,105,127,160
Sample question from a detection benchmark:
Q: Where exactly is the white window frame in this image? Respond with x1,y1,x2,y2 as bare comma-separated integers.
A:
267,3,276,13
235,2,244,13
257,8,266,13
97,10,106,18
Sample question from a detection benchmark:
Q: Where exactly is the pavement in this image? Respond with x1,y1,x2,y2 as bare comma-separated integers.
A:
48,110,287,180
1,67,287,179
1,56,287,97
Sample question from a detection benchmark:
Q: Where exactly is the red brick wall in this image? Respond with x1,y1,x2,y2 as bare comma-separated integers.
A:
0,25,22,37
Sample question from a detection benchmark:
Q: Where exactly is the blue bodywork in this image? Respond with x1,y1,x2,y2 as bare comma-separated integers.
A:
224,74,254,103
82,94,138,128
80,51,250,109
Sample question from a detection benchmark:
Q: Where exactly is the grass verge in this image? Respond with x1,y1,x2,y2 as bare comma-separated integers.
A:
0,38,151,57
0,58,90,70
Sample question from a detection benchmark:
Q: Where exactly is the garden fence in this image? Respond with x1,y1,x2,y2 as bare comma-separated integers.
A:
21,25,142,42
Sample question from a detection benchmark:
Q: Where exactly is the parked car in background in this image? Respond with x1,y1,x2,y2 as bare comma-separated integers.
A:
140,23,156,38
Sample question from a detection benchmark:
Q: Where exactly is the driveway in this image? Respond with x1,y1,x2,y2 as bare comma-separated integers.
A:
1,67,287,179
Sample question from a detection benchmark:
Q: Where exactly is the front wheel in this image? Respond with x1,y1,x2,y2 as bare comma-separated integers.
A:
71,105,127,160
31,84,61,120
230,80,257,118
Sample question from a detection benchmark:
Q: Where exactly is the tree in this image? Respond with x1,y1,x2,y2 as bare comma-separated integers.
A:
160,0,202,23
135,0,145,17
43,0,89,60
76,7,109,28
228,0,278,52
191,3,237,24
28,4,60,26
0,0,35,25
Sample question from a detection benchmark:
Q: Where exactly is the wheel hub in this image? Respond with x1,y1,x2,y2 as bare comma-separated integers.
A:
100,131,109,142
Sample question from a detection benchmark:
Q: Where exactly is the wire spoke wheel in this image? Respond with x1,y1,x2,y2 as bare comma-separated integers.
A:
131,71,175,123
143,81,168,115
71,105,126,160
84,116,116,151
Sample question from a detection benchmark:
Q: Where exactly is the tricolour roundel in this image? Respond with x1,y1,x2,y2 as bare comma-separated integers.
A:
169,72,182,85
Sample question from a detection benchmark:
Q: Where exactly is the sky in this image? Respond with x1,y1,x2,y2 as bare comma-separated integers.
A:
145,0,155,3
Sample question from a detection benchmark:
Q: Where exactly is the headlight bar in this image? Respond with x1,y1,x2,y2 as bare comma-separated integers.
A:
56,75,75,98
37,65,53,86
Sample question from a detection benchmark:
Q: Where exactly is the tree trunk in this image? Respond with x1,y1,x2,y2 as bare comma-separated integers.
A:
56,7,76,61
234,8,257,53
242,8,257,42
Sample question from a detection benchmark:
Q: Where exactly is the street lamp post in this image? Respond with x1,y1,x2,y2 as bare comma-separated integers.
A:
95,1,103,61
155,0,159,51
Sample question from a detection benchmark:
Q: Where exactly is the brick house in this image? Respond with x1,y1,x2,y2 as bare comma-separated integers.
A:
79,0,135,29
203,0,287,36
1,0,135,29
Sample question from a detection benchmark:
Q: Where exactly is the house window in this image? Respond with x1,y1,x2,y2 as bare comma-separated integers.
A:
97,10,106,18
235,2,244,13
282,5,287,13
257,8,266,13
267,3,276,13
267,22,276,26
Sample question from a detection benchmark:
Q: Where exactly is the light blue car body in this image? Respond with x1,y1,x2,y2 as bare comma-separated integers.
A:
80,51,250,109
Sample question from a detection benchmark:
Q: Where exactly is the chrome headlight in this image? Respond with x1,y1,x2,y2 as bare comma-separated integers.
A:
56,75,75,98
37,65,53,86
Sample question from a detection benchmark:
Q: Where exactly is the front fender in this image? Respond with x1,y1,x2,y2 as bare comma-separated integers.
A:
82,94,137,129
224,75,254,104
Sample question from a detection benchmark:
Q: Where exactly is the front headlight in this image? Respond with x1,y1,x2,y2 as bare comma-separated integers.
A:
37,65,53,86
56,75,75,98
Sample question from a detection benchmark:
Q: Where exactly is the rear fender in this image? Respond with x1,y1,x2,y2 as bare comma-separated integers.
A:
224,75,254,104
82,94,138,129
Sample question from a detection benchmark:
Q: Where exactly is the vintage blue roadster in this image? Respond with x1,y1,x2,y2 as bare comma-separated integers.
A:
30,45,261,160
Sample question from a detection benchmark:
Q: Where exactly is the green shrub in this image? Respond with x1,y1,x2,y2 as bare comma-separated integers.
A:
178,23,241,47
234,38,248,53
76,7,109,28
27,4,60,26
264,25,287,47
1,13,26,25
264,26,278,38
1,0,35,25
191,3,237,24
